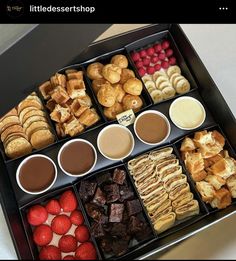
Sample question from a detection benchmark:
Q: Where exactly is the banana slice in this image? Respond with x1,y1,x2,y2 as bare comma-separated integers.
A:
167,66,181,77
155,76,169,89
145,80,156,89
153,71,168,82
173,75,185,87
158,81,172,91
142,75,153,83
170,73,181,85
150,89,164,103
162,86,176,99
175,79,190,94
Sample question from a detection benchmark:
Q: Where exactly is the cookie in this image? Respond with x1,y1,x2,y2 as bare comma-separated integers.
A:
25,121,50,138
30,129,55,149
5,137,32,159
19,106,42,123
23,115,48,129
0,116,20,133
1,124,24,142
18,99,43,114
22,110,46,124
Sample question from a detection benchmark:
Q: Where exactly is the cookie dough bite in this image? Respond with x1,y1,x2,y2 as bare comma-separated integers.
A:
87,62,104,80
104,102,123,120
122,94,143,112
97,82,116,107
92,78,107,94
113,83,126,103
102,64,122,84
123,78,143,96
111,54,128,69
120,68,135,84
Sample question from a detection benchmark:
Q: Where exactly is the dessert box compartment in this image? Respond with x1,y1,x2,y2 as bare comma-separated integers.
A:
1,24,236,260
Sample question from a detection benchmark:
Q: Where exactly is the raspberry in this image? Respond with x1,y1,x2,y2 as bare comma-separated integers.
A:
151,56,159,64
166,48,173,57
147,66,155,75
139,49,147,58
146,47,155,56
131,52,140,62
158,53,166,60
154,64,161,71
169,57,177,65
142,57,151,66
138,67,146,77
135,61,143,68
154,43,162,53
161,61,169,69
162,40,170,49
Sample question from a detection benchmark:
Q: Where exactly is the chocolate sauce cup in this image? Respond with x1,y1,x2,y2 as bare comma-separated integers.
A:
58,139,97,177
16,154,57,195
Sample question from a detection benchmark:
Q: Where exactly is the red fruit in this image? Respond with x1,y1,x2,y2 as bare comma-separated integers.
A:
33,224,53,246
75,242,97,260
142,57,151,66
151,56,159,64
45,200,61,215
162,40,170,49
146,47,155,56
154,43,162,53
139,49,147,58
70,210,84,226
63,255,76,260
75,225,90,243
161,61,169,69
166,48,173,57
138,67,146,77
51,215,71,235
169,56,177,65
27,205,48,226
154,64,161,71
158,53,166,60
59,190,78,212
59,235,77,253
147,66,155,75
131,52,140,62
39,245,61,260
135,60,143,68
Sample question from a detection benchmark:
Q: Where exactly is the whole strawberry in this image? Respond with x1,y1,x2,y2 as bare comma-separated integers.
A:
59,190,78,212
39,245,61,260
33,224,53,246
59,235,77,253
45,199,61,215
70,210,84,226
75,242,97,260
63,255,76,260
74,225,90,243
27,205,48,226
51,215,71,235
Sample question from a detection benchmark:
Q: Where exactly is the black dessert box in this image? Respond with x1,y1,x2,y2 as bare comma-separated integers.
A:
0,24,236,260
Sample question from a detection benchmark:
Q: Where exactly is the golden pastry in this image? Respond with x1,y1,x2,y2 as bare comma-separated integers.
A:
102,64,122,84
210,188,232,209
87,62,104,80
97,83,116,107
103,102,123,120
122,94,143,112
111,54,128,69
113,83,126,103
123,78,143,96
119,68,135,84
92,79,107,94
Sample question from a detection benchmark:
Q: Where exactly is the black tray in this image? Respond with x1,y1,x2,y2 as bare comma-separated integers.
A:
0,24,236,260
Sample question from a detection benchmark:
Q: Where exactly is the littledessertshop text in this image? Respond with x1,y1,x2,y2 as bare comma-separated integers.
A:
29,5,95,13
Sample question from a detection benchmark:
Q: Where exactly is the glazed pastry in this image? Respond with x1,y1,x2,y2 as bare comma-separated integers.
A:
153,212,176,234
87,62,104,80
102,64,122,84
175,200,199,220
122,94,143,113
119,68,135,84
79,108,100,127
180,137,196,152
111,54,128,69
210,157,236,180
185,152,205,175
172,192,194,210
196,181,215,203
123,78,143,96
97,83,116,107
103,102,123,120
204,154,223,168
113,83,126,103
92,78,107,94
226,174,236,198
191,169,207,182
210,188,232,209
205,174,226,190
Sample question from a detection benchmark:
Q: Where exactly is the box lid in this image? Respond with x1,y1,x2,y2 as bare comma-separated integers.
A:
0,24,111,116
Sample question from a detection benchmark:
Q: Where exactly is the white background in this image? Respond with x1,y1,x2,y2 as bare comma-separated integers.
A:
0,24,236,259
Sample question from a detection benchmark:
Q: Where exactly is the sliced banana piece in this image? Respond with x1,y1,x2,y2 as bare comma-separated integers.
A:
158,81,172,91
170,73,180,85
145,80,156,89
175,79,190,94
167,65,181,77
150,89,164,103
173,75,185,87
153,71,168,82
155,76,169,89
147,86,156,94
142,75,153,83
162,86,176,99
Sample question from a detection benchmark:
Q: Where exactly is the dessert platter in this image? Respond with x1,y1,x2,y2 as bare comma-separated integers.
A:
0,24,236,260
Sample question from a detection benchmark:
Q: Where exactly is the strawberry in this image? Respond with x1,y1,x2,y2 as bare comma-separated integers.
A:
45,199,61,215
74,225,90,243
27,205,48,226
63,255,76,260
75,242,97,260
51,215,71,235
39,245,62,260
59,190,78,212
70,210,84,226
59,235,77,253
33,224,53,246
